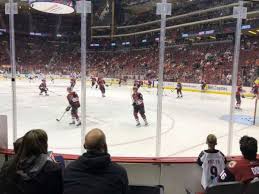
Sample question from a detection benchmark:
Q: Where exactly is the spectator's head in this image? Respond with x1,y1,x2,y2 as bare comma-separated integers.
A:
206,134,217,150
13,137,23,154
16,129,48,160
240,136,257,160
84,128,107,153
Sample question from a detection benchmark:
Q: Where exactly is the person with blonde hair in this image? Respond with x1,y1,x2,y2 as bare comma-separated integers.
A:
197,134,226,189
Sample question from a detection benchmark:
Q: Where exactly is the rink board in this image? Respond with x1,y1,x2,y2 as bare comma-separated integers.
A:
0,74,255,97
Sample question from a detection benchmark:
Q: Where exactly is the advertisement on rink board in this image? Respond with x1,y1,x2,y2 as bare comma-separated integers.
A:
0,73,254,95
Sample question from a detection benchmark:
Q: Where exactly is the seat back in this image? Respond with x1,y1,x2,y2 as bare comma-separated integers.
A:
244,178,259,194
128,185,164,194
205,182,243,194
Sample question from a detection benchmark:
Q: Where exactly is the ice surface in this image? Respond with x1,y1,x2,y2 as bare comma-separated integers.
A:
1,79,259,157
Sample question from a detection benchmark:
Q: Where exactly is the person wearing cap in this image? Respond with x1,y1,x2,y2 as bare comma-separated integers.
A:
39,79,48,96
197,134,226,189
66,87,81,126
132,86,148,127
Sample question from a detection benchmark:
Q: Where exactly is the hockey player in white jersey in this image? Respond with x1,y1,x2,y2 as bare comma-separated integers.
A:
197,134,227,189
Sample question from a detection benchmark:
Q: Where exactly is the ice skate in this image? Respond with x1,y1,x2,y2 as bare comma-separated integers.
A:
76,121,81,126
69,121,75,125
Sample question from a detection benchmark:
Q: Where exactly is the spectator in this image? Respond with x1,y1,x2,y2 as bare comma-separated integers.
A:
64,128,128,194
219,135,259,183
197,134,226,189
0,129,63,194
13,136,23,154
12,136,65,170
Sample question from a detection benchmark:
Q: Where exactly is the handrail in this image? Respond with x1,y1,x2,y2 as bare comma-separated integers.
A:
1,148,258,164
92,10,259,38
91,2,248,30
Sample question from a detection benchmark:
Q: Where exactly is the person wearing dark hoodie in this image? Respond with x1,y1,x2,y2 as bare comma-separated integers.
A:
0,129,63,194
64,128,128,194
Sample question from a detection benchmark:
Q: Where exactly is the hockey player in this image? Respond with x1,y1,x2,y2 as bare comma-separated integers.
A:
50,75,55,84
70,77,76,89
176,81,183,98
252,82,259,98
236,85,244,109
66,87,81,126
118,78,122,87
201,80,207,92
147,80,152,88
134,80,141,89
98,77,106,97
28,74,33,83
91,77,97,88
39,79,48,96
132,86,148,127
197,134,226,189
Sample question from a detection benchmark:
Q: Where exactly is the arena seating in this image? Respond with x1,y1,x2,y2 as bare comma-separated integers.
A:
0,35,258,86
128,185,164,194
244,178,259,194
205,182,243,194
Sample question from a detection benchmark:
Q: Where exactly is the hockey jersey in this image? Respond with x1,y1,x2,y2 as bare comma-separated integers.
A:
218,158,259,183
197,150,226,189
132,92,144,106
67,92,80,108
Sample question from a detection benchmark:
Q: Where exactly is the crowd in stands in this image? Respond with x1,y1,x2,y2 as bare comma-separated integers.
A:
0,128,258,194
1,35,259,86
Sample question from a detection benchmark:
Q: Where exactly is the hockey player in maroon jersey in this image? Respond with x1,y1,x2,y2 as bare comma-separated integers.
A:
70,78,76,89
134,80,141,89
252,82,259,98
218,136,259,183
201,80,207,92
66,87,81,126
176,81,183,98
98,77,106,97
148,80,152,88
132,86,148,127
236,85,244,109
118,78,122,87
91,77,97,88
39,79,48,96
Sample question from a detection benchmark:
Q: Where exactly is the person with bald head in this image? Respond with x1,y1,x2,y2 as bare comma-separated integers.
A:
64,128,128,194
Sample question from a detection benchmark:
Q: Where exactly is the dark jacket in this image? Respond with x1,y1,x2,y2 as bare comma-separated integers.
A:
64,151,128,194
0,157,63,194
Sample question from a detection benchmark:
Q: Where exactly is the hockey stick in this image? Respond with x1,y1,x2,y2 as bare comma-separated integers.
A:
56,110,67,122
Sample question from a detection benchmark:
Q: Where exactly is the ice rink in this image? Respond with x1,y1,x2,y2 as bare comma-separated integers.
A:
1,78,259,157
